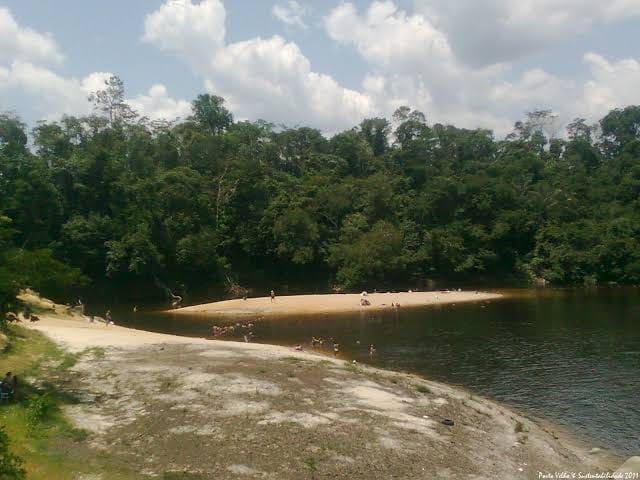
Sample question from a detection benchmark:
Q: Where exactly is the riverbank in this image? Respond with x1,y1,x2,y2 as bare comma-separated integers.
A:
169,290,502,317
7,293,625,479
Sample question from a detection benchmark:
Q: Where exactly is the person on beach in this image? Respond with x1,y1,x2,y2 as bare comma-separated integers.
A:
105,310,114,325
333,343,340,356
369,344,376,357
270,290,275,302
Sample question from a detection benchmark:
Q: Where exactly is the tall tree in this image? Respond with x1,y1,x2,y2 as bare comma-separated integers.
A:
88,75,138,124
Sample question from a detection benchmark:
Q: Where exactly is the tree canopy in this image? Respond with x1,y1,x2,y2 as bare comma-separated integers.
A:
2,77,640,308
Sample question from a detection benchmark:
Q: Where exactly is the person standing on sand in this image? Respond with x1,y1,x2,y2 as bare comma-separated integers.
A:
270,290,275,302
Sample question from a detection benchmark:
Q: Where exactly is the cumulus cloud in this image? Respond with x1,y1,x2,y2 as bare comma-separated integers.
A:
0,6,190,124
128,84,193,121
3,1,639,138
322,1,640,136
581,53,640,119
0,61,105,118
325,1,455,75
143,0,376,132
0,7,64,66
414,0,640,67
272,1,309,29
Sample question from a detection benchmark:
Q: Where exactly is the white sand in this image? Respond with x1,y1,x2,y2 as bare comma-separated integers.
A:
169,290,502,317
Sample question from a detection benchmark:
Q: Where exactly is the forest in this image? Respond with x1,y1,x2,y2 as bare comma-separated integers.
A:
1,76,640,309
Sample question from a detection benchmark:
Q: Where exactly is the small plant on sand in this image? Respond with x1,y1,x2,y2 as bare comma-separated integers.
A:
0,427,26,480
304,456,318,477
59,352,80,369
415,384,431,394
344,362,360,374
515,421,526,433
87,347,106,359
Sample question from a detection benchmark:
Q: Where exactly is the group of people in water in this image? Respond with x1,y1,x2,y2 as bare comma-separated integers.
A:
306,336,377,358
211,320,260,342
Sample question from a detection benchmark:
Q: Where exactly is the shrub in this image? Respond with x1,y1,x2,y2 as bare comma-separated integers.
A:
26,393,55,431
0,426,26,480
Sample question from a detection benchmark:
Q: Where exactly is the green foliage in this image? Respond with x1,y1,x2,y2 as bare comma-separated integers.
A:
26,393,55,432
0,427,26,480
1,89,640,300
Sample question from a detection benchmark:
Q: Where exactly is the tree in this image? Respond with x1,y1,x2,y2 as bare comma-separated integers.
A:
0,114,28,157
599,106,640,158
190,94,233,135
88,75,138,124
393,106,428,147
567,117,592,142
359,118,390,156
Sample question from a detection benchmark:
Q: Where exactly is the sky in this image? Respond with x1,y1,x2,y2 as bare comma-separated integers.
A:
1,0,639,137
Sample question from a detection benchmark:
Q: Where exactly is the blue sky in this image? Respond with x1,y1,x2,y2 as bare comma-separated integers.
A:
1,0,639,136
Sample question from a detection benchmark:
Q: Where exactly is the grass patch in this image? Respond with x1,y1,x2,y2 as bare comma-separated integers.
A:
163,471,207,479
282,356,303,364
515,421,526,433
0,324,136,479
58,353,80,370
82,347,106,359
415,384,431,394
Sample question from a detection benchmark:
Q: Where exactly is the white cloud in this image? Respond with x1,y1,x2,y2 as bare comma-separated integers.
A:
143,0,376,132
272,1,309,29
142,0,226,63
325,1,455,75
414,0,640,67
128,84,193,121
0,61,188,123
322,1,626,137
0,7,64,66
0,6,190,124
0,61,102,118
581,53,640,119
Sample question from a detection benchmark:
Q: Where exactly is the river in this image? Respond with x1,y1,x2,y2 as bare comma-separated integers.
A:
101,288,640,456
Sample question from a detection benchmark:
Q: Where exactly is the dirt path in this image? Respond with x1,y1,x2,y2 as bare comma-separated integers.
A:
22,310,621,479
169,290,502,317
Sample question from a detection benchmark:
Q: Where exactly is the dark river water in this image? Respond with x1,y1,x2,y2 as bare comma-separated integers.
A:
101,288,640,456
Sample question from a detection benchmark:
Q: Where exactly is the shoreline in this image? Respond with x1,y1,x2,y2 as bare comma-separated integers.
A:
19,310,625,476
167,290,503,317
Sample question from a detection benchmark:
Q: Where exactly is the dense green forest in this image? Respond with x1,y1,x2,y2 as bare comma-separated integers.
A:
1,76,640,309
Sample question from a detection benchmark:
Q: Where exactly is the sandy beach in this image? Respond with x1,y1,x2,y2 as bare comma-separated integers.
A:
9,291,627,479
169,290,502,317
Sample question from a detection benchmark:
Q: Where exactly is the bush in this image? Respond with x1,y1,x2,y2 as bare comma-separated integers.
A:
0,426,26,480
26,393,55,431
